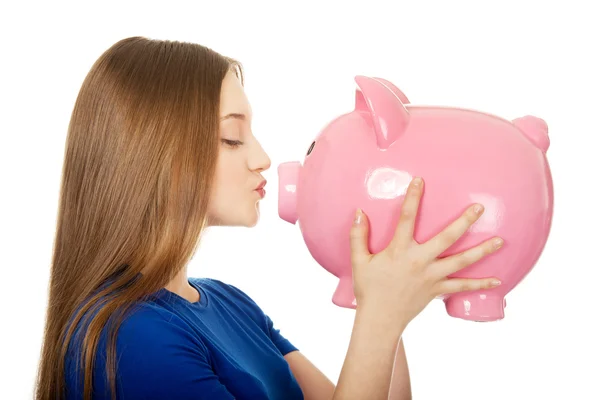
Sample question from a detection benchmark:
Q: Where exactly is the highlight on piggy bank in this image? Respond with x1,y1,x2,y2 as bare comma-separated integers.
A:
278,76,553,322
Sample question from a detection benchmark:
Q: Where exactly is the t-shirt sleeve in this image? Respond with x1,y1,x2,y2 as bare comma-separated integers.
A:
264,313,299,356
74,306,236,400
222,281,299,356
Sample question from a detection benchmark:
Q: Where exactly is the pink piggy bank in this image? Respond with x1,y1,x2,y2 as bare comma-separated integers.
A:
277,76,553,322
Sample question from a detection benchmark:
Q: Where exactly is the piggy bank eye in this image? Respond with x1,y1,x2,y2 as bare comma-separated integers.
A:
306,141,315,156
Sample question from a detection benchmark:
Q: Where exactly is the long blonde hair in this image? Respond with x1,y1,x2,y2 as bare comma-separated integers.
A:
35,36,243,400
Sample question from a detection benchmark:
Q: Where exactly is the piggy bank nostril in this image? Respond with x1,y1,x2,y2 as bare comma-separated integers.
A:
277,161,301,225
306,141,315,156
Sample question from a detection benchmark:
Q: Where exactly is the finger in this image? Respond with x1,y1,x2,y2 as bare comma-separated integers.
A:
433,277,501,296
350,208,371,266
429,237,504,278
419,203,484,260
391,177,424,248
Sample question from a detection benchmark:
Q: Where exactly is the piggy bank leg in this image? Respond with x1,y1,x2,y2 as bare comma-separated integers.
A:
444,292,506,322
332,276,357,309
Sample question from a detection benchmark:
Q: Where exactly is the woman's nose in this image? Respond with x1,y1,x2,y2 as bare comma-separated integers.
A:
250,139,271,172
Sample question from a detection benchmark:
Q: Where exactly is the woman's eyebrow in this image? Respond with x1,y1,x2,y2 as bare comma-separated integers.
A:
220,113,247,121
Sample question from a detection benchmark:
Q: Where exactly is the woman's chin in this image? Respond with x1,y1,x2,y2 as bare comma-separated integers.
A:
228,208,261,228
206,201,262,228
245,204,261,227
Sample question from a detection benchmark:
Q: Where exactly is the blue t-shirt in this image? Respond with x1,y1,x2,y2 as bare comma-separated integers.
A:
64,277,304,399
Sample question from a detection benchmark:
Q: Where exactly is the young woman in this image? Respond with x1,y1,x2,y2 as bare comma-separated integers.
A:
35,36,503,400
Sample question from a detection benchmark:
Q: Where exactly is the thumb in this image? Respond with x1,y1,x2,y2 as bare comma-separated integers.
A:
349,208,370,264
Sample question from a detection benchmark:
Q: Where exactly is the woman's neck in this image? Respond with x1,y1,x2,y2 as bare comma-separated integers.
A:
164,267,199,303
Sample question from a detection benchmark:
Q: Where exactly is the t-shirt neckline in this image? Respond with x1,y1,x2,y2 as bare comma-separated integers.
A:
158,278,209,308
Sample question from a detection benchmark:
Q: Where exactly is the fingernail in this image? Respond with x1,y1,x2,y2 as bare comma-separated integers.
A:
354,208,362,224
473,204,483,214
491,279,501,286
493,238,504,249
412,177,422,186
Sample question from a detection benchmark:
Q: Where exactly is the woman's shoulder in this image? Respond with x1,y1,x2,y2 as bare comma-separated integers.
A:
64,300,221,399
111,303,209,359
117,301,191,333
193,277,261,307
67,298,205,356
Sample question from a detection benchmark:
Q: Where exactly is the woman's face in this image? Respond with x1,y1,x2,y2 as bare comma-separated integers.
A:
206,70,271,227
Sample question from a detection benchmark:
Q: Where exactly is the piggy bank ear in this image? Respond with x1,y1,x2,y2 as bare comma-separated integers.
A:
512,115,550,153
372,77,410,104
354,76,410,150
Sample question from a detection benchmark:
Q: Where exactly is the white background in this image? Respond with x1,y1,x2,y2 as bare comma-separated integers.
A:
2,1,599,399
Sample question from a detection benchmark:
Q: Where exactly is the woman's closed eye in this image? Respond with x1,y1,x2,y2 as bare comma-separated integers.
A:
221,139,244,148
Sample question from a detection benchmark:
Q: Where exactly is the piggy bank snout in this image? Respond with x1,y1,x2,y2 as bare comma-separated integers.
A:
277,161,301,224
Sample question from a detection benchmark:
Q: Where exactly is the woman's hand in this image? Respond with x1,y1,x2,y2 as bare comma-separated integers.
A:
349,176,504,326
